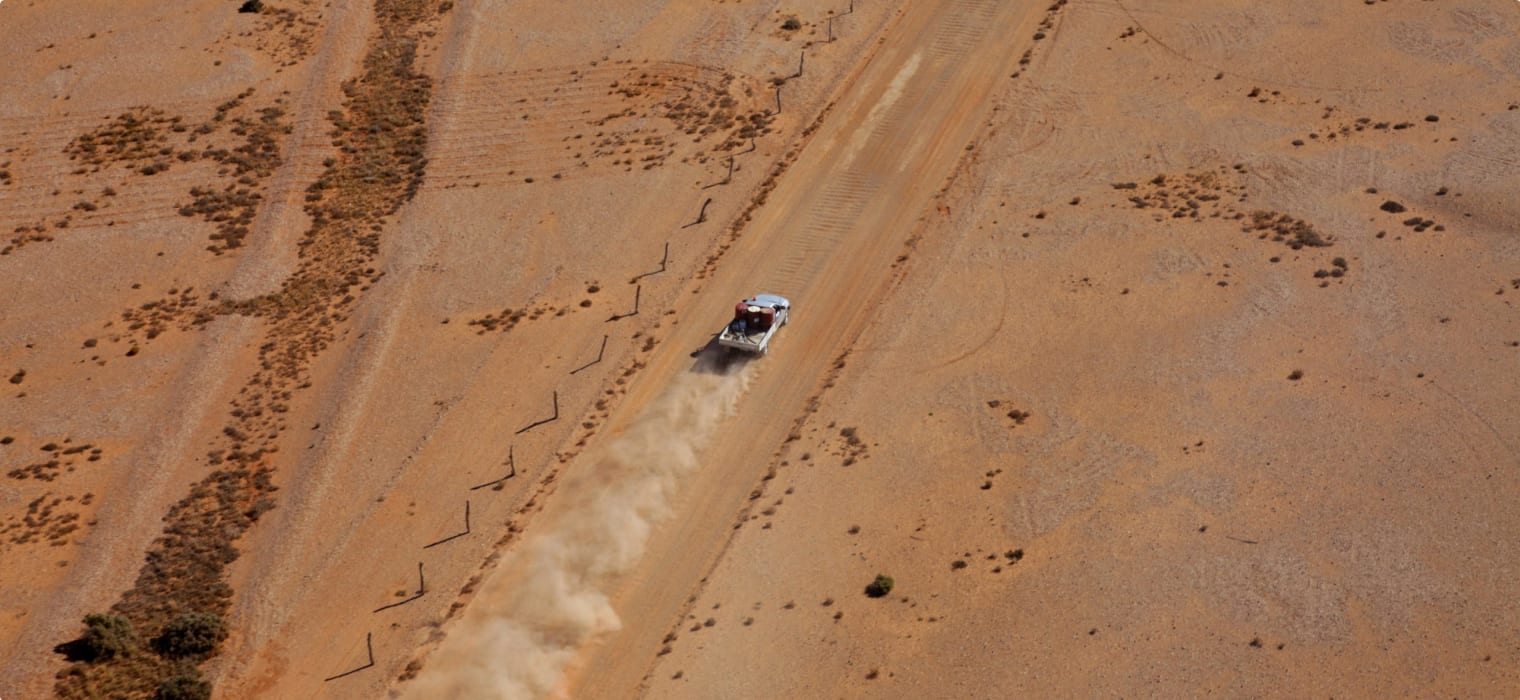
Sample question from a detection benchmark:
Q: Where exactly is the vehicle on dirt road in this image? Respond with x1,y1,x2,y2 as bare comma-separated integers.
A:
717,294,791,355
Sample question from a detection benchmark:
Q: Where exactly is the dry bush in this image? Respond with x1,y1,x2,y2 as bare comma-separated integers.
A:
1243,211,1331,249
65,109,180,169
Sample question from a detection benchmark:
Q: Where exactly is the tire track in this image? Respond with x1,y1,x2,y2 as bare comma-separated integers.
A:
760,0,1002,298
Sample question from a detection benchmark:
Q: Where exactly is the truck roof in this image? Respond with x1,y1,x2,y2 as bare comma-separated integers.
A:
746,294,790,308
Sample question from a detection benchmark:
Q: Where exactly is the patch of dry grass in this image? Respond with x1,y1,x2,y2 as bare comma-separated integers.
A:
54,0,448,697
1242,210,1331,249
65,109,180,170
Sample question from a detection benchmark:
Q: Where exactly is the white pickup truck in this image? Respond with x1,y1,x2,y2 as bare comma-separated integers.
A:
717,294,791,355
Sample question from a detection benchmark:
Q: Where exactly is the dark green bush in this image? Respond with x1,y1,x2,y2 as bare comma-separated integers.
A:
81,613,138,660
155,612,228,657
865,574,895,598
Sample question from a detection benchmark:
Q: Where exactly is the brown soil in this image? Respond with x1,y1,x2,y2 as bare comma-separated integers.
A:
2,0,1518,699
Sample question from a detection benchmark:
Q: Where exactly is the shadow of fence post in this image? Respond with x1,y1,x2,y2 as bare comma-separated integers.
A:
570,335,609,375
630,242,670,283
607,286,641,321
515,391,560,433
702,157,735,189
323,632,375,681
832,2,856,41
423,500,471,549
471,445,518,489
372,562,428,612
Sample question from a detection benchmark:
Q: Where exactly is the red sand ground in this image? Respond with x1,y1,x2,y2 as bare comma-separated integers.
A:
2,1,1518,698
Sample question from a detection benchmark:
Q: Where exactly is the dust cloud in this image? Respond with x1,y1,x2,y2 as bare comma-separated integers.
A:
404,358,754,699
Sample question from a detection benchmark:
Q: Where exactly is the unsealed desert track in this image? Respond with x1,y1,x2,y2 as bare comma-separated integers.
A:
567,0,1043,695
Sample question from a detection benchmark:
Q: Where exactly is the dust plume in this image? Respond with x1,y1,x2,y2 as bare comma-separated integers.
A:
404,358,754,699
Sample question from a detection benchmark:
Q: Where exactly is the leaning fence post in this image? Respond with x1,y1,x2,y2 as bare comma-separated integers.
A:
682,198,713,228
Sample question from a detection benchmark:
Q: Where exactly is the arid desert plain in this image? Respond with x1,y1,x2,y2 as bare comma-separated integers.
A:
2,0,1520,698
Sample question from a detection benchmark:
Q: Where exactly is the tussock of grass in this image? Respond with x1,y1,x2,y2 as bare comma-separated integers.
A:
65,109,179,168
1242,210,1331,249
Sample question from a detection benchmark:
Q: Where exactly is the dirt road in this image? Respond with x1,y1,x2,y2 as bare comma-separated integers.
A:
566,1,1042,695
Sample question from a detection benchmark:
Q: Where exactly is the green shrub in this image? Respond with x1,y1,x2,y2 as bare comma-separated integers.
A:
81,613,138,660
155,612,228,657
865,574,895,598
781,16,801,31
238,0,264,13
